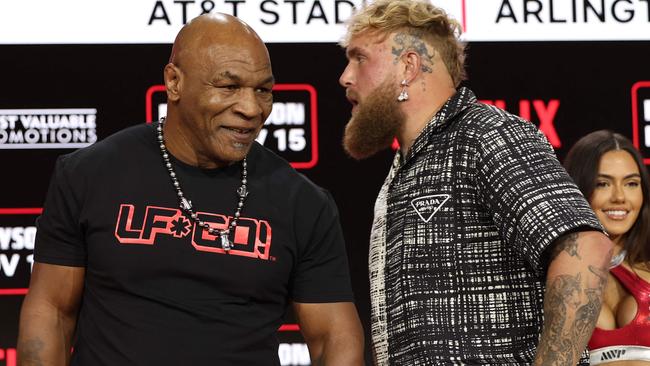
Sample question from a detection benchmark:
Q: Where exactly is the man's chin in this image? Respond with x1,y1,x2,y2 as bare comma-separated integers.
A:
203,145,251,168
341,79,402,160
343,147,372,161
226,148,251,164
342,136,392,161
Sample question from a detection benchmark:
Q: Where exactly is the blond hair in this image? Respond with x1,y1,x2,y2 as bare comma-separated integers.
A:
341,0,466,86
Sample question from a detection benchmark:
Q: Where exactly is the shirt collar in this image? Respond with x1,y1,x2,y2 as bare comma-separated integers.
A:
403,87,477,163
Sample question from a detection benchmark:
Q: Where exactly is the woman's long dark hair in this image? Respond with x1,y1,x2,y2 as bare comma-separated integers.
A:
564,130,650,268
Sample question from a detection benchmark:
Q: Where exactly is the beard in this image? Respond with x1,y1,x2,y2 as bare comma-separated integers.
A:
342,77,405,160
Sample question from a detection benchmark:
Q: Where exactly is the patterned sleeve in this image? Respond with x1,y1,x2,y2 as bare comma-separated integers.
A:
475,113,603,274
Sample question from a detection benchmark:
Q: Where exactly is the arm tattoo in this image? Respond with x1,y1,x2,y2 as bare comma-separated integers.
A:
536,273,582,365
536,258,609,365
550,232,581,261
391,32,434,73
572,266,607,339
18,338,45,366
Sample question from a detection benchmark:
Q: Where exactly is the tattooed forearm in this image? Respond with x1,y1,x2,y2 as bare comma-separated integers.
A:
549,232,581,261
391,31,434,73
535,243,610,366
535,273,582,365
18,338,45,366
572,265,607,336
573,289,600,339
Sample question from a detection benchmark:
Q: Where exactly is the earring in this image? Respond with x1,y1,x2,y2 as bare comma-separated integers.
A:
397,79,409,102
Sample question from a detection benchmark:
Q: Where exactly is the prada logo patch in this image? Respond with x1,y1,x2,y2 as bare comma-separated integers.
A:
410,194,450,223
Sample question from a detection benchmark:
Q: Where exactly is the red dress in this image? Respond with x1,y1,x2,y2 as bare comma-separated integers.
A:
588,264,650,364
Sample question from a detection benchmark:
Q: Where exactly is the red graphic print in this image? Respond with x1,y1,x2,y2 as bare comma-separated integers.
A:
115,204,273,260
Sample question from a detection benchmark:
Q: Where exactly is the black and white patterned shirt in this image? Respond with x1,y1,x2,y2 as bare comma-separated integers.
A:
369,88,603,365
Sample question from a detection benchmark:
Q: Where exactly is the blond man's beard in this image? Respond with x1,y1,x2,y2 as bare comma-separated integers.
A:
342,77,405,160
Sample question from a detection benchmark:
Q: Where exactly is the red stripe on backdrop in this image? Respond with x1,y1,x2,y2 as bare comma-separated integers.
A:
462,0,467,32
0,208,42,215
278,324,300,332
0,289,28,295
145,85,166,123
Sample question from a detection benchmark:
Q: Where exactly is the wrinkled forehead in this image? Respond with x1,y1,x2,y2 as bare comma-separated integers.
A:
173,16,268,64
199,41,274,83
179,32,271,69
202,28,267,53
210,39,271,68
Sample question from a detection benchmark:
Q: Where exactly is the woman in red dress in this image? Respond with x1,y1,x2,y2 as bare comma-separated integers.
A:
564,130,650,365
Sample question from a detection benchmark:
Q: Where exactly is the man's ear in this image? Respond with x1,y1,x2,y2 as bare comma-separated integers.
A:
401,50,421,84
164,63,181,102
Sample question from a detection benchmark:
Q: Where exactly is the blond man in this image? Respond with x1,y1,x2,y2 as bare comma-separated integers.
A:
339,1,612,365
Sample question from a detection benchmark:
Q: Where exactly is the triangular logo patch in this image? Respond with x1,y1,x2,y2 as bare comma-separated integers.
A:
410,194,450,223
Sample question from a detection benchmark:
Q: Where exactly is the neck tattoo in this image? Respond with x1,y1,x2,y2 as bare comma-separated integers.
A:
156,117,249,251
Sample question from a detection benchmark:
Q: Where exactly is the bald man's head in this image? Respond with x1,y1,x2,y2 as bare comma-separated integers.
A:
169,13,265,66
162,12,274,168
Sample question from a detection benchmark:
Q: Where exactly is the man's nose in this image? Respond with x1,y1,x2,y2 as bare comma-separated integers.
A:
339,63,354,88
234,88,264,119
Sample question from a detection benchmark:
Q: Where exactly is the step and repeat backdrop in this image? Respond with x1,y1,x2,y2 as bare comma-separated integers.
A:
1,1,650,365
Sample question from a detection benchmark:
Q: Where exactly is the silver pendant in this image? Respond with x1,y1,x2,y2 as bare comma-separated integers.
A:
158,117,247,252
220,232,232,251
237,186,248,198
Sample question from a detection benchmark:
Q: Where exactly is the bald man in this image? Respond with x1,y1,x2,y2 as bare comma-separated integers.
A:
17,14,364,365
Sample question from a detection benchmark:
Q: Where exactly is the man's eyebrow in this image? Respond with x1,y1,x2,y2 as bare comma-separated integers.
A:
217,71,275,86
346,46,363,59
261,75,275,85
219,71,242,82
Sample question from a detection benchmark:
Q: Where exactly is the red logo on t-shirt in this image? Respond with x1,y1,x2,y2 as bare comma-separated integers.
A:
114,204,273,260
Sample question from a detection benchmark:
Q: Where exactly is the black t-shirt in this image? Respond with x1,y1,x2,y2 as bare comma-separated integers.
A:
35,122,354,365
